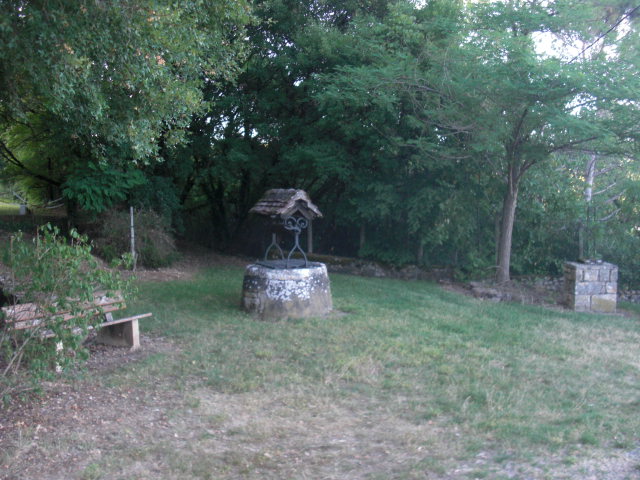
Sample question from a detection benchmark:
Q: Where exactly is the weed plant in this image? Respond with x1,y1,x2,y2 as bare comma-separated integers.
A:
0,225,132,401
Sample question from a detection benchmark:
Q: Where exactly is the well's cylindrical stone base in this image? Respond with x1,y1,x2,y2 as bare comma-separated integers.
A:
564,261,618,313
242,263,332,320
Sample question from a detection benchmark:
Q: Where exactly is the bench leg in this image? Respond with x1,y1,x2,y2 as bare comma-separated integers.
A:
96,319,140,350
55,341,63,373
123,318,140,350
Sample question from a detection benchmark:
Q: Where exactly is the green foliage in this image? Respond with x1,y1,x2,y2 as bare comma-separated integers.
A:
508,157,583,276
3,0,640,282
129,175,182,231
93,209,178,269
0,0,253,212
591,176,640,287
169,0,385,249
165,0,640,280
0,224,132,399
62,163,145,213
0,0,252,157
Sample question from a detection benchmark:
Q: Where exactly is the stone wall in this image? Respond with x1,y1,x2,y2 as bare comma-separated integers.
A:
242,263,332,320
619,290,640,303
563,261,617,313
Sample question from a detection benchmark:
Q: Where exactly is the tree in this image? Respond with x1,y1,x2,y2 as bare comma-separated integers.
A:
174,0,395,250
0,0,252,212
308,0,640,278
310,0,477,264
448,0,640,282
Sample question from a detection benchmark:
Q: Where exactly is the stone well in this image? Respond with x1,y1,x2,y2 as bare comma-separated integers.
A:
564,261,618,313
241,262,332,320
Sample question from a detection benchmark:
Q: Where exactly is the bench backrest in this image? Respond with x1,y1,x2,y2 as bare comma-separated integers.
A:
2,292,126,331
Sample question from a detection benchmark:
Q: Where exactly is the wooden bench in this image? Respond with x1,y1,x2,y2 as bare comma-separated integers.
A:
1,292,152,350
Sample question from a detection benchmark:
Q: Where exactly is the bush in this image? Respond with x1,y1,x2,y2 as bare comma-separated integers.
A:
93,209,178,268
0,224,132,401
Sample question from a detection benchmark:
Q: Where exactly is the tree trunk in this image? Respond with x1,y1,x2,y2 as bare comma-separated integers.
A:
496,176,519,283
578,224,585,260
584,154,596,203
494,214,501,267
582,153,597,259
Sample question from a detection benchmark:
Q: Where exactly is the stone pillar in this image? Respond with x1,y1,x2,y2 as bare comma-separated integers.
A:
564,261,618,313
242,263,332,320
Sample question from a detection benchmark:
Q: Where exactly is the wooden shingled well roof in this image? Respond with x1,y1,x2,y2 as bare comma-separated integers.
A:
249,189,323,220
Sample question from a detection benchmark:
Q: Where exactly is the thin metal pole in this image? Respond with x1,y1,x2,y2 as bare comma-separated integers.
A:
130,206,137,271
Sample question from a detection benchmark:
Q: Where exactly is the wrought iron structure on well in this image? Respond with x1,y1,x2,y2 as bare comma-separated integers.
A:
249,188,322,269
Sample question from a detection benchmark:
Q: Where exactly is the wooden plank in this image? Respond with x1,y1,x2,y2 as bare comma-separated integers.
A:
5,303,126,330
124,319,140,350
100,312,153,327
96,318,142,350
4,302,40,314
249,189,323,219
2,292,126,328
96,313,152,350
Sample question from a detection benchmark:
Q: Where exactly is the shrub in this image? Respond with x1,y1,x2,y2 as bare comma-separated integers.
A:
0,224,132,401
93,209,178,268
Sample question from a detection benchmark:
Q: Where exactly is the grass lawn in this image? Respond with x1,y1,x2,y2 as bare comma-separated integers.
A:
4,265,640,479
0,202,21,215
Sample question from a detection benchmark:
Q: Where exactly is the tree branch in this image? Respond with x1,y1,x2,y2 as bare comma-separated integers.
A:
593,181,618,197
0,140,62,186
603,190,624,204
568,5,640,63
548,136,599,153
595,162,624,177
598,208,621,222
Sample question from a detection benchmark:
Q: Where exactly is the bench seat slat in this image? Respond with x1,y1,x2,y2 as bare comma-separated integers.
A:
5,303,126,330
101,312,153,327
3,295,126,325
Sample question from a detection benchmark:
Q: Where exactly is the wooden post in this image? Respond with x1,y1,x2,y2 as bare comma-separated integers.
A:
55,341,63,373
